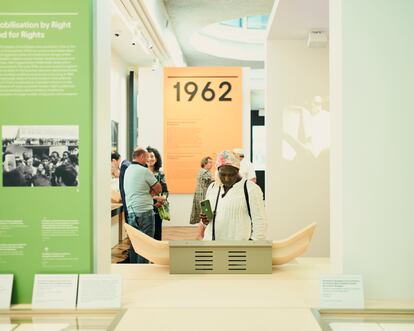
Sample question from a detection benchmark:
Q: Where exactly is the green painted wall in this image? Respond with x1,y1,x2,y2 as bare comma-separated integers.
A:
0,0,93,303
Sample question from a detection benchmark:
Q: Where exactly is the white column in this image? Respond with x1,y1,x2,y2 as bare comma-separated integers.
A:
94,0,111,272
331,0,414,299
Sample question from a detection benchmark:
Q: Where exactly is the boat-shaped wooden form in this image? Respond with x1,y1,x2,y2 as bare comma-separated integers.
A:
125,223,170,265
124,222,316,266
271,222,316,265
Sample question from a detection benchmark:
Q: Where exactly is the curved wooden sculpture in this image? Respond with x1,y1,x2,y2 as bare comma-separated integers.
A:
124,223,170,265
124,222,316,266
271,222,316,265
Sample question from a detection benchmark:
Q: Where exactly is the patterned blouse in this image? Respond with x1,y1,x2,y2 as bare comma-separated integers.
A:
189,168,213,224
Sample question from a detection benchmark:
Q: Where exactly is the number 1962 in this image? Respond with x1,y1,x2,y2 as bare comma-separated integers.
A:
173,81,232,102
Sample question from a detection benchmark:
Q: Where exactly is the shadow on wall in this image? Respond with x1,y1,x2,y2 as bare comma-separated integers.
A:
280,95,330,257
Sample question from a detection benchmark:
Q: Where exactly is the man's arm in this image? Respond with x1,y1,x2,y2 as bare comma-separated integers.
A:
150,182,162,195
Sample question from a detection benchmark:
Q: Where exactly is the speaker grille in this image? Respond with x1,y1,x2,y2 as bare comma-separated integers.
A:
194,250,213,271
169,240,272,274
227,250,247,271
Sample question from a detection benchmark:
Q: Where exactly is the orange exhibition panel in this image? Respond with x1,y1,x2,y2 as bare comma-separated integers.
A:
164,67,243,193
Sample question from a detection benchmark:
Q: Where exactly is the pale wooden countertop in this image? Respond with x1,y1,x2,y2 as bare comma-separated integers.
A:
112,258,328,331
7,258,414,331
111,258,414,331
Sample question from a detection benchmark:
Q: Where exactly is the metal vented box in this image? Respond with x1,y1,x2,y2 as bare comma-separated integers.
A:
169,240,272,274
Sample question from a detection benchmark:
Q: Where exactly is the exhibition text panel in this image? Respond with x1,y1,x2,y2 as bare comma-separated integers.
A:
164,67,242,193
0,0,93,304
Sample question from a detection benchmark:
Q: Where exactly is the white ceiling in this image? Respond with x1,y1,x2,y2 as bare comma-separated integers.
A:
267,0,329,40
111,4,154,66
111,0,329,67
163,0,274,68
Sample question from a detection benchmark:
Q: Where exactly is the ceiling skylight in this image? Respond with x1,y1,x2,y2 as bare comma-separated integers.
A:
221,15,269,30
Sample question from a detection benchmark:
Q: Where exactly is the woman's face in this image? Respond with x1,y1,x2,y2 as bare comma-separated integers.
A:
204,158,213,170
147,152,156,167
112,158,120,168
37,163,45,174
218,165,240,187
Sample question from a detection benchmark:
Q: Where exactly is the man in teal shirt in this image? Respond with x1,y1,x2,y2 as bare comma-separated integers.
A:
124,147,161,263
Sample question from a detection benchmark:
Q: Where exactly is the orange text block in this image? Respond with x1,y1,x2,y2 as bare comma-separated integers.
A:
164,67,243,193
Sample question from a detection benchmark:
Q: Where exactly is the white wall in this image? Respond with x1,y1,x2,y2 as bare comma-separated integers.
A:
137,67,163,151
110,50,128,159
331,0,414,299
329,0,343,274
251,90,264,110
251,69,265,110
266,40,329,256
137,67,251,226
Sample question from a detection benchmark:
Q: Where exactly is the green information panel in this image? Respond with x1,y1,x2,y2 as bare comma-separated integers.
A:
0,0,93,303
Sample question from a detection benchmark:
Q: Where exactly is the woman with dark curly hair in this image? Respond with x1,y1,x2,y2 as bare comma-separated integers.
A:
146,146,169,240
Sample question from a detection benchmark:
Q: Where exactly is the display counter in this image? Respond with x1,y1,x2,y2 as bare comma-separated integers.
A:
111,258,414,331
5,258,414,330
112,258,328,330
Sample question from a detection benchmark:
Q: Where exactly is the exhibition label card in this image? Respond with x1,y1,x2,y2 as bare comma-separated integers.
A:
77,274,122,309
32,274,78,309
0,317,16,331
329,322,382,331
0,274,13,309
0,325,17,331
320,275,364,309
13,324,70,331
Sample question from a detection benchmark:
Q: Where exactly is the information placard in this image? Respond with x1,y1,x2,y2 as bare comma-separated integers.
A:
164,67,243,193
32,274,78,309
0,274,13,309
0,322,16,331
320,275,364,309
77,274,122,309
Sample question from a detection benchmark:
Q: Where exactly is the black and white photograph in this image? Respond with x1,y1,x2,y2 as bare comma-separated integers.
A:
2,125,79,187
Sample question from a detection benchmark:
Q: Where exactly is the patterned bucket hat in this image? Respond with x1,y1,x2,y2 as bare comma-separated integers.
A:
215,150,240,169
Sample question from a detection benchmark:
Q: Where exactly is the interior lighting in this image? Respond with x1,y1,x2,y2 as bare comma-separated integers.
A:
131,30,151,54
307,31,328,48
151,57,160,71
